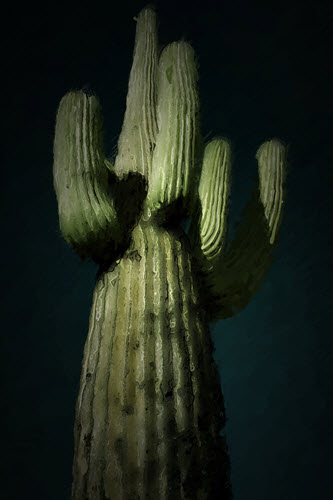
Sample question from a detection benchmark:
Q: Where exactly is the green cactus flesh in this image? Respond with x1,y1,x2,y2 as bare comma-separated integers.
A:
53,6,286,499
72,222,229,499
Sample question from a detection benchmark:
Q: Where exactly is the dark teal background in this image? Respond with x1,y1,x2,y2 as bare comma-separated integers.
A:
2,0,332,498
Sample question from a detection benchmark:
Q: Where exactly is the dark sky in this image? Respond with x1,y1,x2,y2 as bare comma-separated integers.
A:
2,0,333,498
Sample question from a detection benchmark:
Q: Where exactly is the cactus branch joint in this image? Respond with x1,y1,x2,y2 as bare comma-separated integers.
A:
53,5,286,500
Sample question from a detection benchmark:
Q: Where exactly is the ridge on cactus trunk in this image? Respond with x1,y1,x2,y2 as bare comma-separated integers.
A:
53,5,287,500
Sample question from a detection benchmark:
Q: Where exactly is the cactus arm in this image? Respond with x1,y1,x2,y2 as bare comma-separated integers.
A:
193,139,286,320
188,138,232,263
53,90,123,262
114,7,158,180
145,40,202,219
256,139,286,244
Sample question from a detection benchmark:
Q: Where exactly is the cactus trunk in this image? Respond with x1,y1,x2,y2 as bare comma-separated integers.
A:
72,221,230,499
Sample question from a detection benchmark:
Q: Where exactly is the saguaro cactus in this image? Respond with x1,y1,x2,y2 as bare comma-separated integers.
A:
53,6,286,500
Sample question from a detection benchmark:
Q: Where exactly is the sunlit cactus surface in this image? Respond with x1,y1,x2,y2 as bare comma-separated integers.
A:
53,6,286,500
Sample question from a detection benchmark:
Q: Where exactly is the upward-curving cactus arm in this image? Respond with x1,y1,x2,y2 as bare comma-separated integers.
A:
53,91,124,263
189,137,232,263
191,139,286,320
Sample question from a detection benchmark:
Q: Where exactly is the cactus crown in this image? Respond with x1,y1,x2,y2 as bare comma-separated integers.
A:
53,5,286,320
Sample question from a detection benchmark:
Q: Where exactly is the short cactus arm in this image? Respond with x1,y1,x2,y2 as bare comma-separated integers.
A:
192,139,286,320
53,91,123,262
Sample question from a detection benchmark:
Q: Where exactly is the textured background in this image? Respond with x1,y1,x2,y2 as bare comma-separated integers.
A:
2,0,332,498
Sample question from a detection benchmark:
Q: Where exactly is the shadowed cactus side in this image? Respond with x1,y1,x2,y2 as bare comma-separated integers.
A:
53,6,286,500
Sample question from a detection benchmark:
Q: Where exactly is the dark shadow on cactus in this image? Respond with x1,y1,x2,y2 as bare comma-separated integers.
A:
96,171,147,277
109,171,147,232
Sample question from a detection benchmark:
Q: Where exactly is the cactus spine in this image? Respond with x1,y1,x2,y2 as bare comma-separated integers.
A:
53,6,286,500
